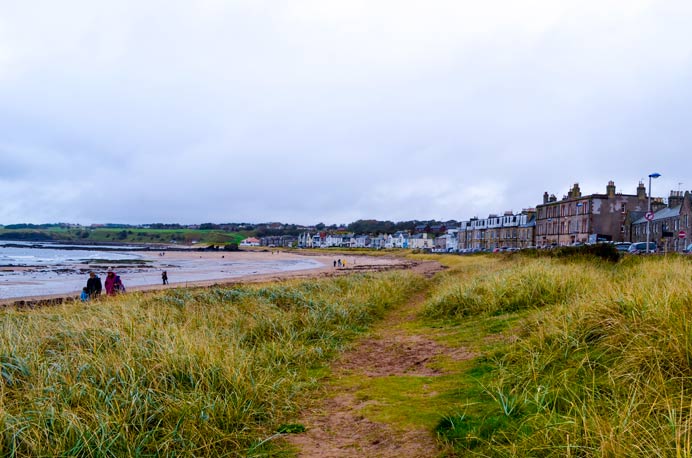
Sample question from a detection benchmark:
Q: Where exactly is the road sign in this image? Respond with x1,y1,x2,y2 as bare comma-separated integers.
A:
679,230,687,239
645,211,655,221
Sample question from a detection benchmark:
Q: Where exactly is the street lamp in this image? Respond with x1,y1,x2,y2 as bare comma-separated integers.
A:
546,218,560,247
574,202,583,244
647,172,661,254
548,216,565,247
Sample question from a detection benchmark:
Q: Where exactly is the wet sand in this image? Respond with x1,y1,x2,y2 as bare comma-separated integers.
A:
0,250,412,307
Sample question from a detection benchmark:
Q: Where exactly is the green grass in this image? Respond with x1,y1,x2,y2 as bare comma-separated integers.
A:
0,227,245,245
345,372,476,429
423,257,600,318
0,271,423,456
7,251,690,456
424,254,692,456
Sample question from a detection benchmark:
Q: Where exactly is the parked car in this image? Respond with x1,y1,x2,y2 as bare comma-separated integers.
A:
614,242,632,252
627,242,657,254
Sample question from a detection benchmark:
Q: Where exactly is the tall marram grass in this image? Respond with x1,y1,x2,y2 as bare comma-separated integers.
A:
424,257,600,318
0,271,423,457
428,254,692,456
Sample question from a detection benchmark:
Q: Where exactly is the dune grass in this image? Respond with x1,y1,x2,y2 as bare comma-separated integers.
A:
0,271,423,457
425,254,692,456
9,250,691,457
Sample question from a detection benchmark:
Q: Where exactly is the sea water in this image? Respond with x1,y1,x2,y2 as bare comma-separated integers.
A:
0,244,143,267
0,243,324,300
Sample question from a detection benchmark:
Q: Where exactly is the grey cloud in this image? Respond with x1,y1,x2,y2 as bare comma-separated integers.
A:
1,1,692,224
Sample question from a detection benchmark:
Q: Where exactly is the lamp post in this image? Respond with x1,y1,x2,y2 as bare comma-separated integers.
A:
546,217,554,247
551,216,564,247
574,202,583,244
555,205,564,247
647,172,661,254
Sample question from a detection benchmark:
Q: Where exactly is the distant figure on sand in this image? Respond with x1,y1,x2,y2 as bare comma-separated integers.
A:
333,260,337,268
162,271,168,285
105,269,125,295
86,272,102,298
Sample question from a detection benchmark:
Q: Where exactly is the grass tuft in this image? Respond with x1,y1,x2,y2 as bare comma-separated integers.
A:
431,254,692,456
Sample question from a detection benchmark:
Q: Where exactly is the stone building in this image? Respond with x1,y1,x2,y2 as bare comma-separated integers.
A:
456,210,535,251
535,181,649,247
629,190,692,252
517,210,536,248
458,219,475,250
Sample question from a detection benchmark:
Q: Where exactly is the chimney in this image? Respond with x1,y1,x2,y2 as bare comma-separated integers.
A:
606,181,616,198
543,192,549,204
652,198,666,212
572,183,581,198
637,181,647,200
549,194,557,203
669,190,684,208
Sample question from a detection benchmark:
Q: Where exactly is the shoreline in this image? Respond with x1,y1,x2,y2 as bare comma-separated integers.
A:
0,251,422,308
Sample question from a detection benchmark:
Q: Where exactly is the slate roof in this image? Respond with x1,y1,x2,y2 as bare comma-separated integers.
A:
520,215,536,227
633,206,681,224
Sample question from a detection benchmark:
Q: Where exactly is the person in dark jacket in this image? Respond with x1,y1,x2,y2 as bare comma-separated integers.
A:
86,272,102,298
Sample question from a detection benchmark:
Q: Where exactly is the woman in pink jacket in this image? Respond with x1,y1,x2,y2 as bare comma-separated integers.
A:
104,269,125,295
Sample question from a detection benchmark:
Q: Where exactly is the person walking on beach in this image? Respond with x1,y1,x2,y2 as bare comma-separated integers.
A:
105,269,125,295
162,271,168,285
86,272,102,298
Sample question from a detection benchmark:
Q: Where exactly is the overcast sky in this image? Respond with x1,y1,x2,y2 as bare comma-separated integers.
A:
1,1,691,225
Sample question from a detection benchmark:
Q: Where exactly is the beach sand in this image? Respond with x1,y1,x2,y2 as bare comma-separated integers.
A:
0,250,417,307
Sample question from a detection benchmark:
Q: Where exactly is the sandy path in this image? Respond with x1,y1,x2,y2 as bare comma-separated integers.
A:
284,261,461,458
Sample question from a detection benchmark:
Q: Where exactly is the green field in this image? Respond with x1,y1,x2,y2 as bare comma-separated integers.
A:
0,227,246,245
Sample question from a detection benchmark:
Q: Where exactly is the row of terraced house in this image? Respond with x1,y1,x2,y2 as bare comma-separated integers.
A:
270,180,692,253
459,181,692,252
